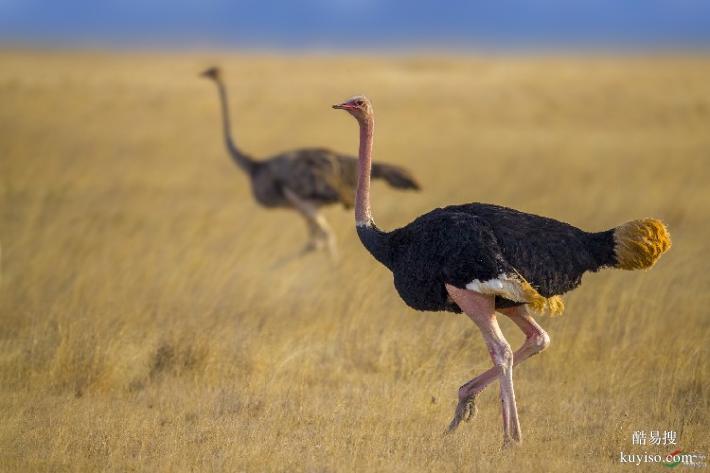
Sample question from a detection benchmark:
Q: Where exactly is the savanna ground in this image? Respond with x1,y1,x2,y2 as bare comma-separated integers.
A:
1,50,709,472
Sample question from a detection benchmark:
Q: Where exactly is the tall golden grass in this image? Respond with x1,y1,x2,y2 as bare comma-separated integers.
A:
1,51,708,472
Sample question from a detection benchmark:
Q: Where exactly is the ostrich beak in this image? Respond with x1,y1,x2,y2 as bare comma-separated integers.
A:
332,102,353,110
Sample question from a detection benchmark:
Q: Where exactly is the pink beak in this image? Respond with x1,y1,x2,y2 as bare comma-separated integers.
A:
332,102,355,110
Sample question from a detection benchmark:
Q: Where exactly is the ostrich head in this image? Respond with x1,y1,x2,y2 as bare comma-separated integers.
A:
332,95,373,122
200,66,222,81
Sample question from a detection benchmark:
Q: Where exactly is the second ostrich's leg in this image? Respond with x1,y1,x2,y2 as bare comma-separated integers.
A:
303,215,326,251
445,285,521,446
449,304,550,430
283,188,337,256
312,212,337,257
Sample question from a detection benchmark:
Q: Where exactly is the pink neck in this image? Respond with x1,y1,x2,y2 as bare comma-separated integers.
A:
355,116,374,226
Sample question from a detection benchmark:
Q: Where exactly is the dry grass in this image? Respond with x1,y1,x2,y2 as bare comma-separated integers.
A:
1,50,709,472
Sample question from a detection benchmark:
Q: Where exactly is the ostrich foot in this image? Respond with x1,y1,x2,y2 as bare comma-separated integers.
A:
303,234,338,260
301,238,327,254
325,237,339,261
445,394,478,434
502,435,522,449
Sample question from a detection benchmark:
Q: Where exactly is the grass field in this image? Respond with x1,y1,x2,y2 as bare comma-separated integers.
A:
1,50,709,472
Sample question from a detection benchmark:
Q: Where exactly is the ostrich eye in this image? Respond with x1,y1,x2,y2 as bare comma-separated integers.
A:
355,100,364,106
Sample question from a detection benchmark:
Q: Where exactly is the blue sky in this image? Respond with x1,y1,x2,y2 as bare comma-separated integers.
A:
1,0,709,49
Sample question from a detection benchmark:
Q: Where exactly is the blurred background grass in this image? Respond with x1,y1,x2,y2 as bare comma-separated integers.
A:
0,51,709,472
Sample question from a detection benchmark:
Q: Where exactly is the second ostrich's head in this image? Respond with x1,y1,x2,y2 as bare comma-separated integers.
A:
332,95,373,123
200,66,222,82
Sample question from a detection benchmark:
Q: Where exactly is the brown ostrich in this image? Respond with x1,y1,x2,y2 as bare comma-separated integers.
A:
333,95,671,447
201,67,420,256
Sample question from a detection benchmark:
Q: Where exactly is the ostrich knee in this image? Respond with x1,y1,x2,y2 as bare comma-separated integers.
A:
528,329,550,356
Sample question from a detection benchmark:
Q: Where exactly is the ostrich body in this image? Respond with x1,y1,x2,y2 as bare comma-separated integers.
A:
333,95,671,446
201,67,419,255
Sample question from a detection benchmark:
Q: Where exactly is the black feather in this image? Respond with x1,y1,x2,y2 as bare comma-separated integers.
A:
358,203,617,313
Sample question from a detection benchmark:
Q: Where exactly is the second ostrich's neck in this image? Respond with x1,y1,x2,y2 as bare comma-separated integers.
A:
216,80,255,174
355,115,392,267
355,115,375,226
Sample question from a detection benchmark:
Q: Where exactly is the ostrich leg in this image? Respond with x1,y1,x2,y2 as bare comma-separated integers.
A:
445,284,522,446
303,218,327,251
283,188,337,257
447,304,549,433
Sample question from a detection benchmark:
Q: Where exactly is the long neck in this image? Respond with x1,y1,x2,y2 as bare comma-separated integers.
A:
215,79,254,173
354,115,392,267
355,115,375,226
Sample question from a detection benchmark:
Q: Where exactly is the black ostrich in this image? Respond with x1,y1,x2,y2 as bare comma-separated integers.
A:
333,95,671,446
201,67,420,256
